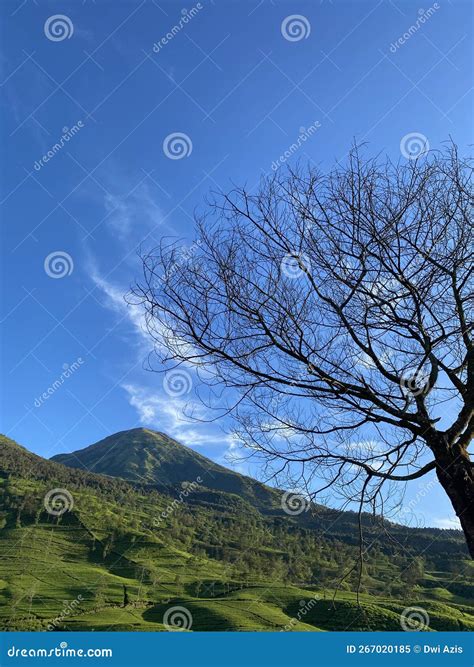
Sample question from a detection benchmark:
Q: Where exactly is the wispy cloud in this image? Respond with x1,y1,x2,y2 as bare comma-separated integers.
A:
122,382,236,451
102,180,165,243
85,166,201,362
89,265,152,354
85,172,237,463
89,263,199,369
123,380,251,474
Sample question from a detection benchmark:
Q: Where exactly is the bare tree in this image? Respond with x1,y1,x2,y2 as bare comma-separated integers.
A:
134,144,474,556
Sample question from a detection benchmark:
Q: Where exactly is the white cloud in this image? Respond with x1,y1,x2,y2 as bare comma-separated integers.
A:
89,266,152,353
103,181,164,242
88,255,199,365
122,383,234,450
84,175,236,462
345,439,383,454
88,261,195,361
122,382,255,476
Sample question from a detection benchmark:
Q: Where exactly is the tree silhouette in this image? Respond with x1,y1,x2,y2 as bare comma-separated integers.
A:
135,144,473,556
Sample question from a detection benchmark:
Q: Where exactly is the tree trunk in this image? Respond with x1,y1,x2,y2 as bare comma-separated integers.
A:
432,437,474,558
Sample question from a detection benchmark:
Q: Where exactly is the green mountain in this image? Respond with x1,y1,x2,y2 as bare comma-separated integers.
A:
51,428,279,509
0,432,472,632
49,429,466,548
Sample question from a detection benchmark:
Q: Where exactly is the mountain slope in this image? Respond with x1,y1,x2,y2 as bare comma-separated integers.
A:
51,428,280,509
1,433,472,632
50,429,468,550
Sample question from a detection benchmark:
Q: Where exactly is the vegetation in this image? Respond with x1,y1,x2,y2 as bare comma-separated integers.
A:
51,428,279,510
0,431,472,632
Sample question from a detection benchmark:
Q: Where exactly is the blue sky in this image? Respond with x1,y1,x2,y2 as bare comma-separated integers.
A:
1,0,472,529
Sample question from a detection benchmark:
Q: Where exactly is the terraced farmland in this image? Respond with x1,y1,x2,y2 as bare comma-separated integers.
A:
0,433,472,632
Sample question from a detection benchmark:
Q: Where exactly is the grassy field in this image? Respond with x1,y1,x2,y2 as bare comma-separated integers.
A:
1,433,472,632
1,516,472,632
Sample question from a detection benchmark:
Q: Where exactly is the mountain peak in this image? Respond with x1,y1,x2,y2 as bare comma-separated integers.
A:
51,428,278,508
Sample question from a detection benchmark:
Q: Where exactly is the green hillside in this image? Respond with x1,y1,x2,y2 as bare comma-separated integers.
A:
51,428,280,509
50,428,468,553
0,432,472,632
